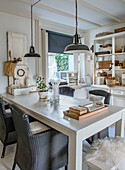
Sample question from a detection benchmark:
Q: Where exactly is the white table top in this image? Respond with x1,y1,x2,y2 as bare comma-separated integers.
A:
1,93,125,133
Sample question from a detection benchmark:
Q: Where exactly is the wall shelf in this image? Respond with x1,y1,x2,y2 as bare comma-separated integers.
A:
95,54,112,57
115,69,125,71
115,52,125,56
94,31,125,41
96,53,125,57
93,31,125,86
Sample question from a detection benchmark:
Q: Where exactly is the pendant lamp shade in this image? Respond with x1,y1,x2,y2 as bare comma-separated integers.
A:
64,0,89,54
64,44,89,54
24,46,41,58
64,37,89,53
24,0,41,58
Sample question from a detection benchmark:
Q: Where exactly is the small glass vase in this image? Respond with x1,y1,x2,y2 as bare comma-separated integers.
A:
50,78,60,103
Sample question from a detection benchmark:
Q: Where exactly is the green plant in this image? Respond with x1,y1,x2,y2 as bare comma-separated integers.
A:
55,54,69,71
36,76,48,92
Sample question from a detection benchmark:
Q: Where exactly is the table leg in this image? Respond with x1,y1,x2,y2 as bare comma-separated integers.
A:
115,113,124,137
69,133,83,170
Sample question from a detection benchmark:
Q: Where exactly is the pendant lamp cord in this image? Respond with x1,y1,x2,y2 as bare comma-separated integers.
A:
75,0,78,35
31,0,41,46
31,5,33,46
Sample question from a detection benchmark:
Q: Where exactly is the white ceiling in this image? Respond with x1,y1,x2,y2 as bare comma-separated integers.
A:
0,0,125,30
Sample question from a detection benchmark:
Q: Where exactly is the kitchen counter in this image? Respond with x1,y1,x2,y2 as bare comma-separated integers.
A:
91,85,125,91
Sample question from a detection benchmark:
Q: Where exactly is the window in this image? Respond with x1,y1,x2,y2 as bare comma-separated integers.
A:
47,30,74,82
47,30,73,54
48,53,74,81
42,29,86,84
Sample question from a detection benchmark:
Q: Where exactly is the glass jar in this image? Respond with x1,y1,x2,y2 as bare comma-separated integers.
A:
50,78,60,102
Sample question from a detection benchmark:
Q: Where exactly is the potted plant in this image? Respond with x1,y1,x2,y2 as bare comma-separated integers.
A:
36,76,48,100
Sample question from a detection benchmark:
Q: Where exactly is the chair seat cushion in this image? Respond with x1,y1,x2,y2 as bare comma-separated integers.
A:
89,94,105,105
30,121,51,135
89,90,111,105
84,137,125,170
5,109,11,114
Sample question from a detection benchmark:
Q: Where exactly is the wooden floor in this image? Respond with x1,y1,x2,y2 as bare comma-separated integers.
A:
0,125,121,170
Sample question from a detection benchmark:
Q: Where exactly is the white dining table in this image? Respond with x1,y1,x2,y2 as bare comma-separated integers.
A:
1,93,125,170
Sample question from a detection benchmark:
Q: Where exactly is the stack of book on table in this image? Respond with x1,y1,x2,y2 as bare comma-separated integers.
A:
63,104,108,120
69,106,87,115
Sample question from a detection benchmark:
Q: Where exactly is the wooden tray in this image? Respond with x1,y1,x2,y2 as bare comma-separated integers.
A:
63,106,109,120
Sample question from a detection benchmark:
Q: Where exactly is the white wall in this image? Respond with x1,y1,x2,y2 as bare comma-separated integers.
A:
85,22,125,78
0,10,88,94
0,12,36,94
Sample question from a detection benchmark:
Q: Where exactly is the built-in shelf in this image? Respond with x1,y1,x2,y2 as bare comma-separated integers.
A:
94,31,125,41
95,52,125,57
115,69,125,71
96,69,111,71
96,68,125,71
115,52,125,56
95,54,112,57
93,31,125,86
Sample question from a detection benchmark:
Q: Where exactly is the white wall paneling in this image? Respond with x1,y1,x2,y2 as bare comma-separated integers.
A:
112,36,115,77
35,18,42,77
41,30,48,84
7,32,28,62
0,11,38,94
80,38,86,83
7,32,28,86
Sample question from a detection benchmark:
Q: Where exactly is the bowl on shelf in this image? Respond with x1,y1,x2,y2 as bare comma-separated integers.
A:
106,79,116,87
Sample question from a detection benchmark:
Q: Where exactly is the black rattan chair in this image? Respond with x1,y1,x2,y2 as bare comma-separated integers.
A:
59,86,75,97
10,104,68,170
89,90,111,105
86,90,111,144
0,98,16,158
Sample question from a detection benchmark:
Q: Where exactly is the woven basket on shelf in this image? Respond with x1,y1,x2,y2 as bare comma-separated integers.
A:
106,79,116,87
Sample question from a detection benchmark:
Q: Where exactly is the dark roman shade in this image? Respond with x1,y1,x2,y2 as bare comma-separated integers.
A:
47,30,73,54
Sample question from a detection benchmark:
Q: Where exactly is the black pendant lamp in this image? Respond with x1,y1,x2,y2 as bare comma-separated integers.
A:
64,0,89,54
24,0,41,58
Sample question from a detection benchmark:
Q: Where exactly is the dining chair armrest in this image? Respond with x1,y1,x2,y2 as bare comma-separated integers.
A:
5,116,15,132
29,129,52,156
30,129,68,148
30,129,52,141
5,104,10,110
4,112,12,118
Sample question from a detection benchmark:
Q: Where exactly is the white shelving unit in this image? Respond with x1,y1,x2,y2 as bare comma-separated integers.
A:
93,31,125,85
67,71,79,86
59,71,80,85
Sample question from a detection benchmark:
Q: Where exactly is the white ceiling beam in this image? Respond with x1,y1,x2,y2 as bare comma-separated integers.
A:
79,0,121,22
38,18,85,35
0,9,84,34
19,0,101,27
